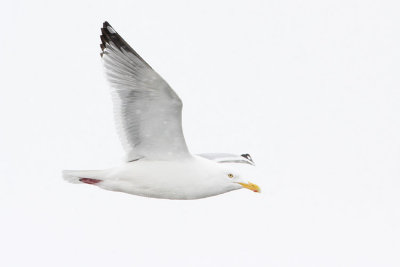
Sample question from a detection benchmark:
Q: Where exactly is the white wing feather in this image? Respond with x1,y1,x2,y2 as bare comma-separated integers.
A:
197,153,255,166
100,22,190,161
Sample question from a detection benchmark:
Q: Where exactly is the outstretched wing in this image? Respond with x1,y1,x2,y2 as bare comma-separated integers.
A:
100,22,190,161
197,153,255,166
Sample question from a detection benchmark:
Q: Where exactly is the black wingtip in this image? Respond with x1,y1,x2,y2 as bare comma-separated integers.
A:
100,22,118,50
100,22,115,55
101,22,115,38
241,154,254,162
99,21,152,68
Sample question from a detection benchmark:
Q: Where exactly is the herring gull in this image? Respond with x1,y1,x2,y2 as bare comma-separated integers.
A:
63,22,260,199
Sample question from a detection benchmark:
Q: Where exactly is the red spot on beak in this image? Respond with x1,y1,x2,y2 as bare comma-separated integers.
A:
79,178,102,184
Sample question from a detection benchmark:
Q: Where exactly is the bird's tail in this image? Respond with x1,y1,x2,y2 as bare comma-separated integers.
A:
62,170,105,184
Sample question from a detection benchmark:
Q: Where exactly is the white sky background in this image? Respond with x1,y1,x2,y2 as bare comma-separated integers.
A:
0,0,399,266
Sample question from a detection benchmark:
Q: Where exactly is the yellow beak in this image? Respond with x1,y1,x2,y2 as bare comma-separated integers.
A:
238,182,261,193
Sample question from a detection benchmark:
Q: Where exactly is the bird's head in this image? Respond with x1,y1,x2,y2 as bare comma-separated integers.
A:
220,168,261,193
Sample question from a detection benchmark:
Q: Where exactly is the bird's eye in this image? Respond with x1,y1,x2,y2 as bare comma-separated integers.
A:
228,173,234,178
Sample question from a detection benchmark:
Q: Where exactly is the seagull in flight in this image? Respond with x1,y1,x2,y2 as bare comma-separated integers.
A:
63,22,260,199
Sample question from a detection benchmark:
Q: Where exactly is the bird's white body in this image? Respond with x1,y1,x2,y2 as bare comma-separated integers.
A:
64,156,242,199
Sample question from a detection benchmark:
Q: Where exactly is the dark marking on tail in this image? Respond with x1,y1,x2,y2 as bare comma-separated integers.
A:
79,178,102,184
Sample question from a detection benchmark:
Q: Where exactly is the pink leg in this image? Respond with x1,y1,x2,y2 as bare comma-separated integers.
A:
79,178,102,184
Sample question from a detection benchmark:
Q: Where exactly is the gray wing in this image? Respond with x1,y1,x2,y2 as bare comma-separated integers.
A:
197,153,255,166
100,22,190,161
